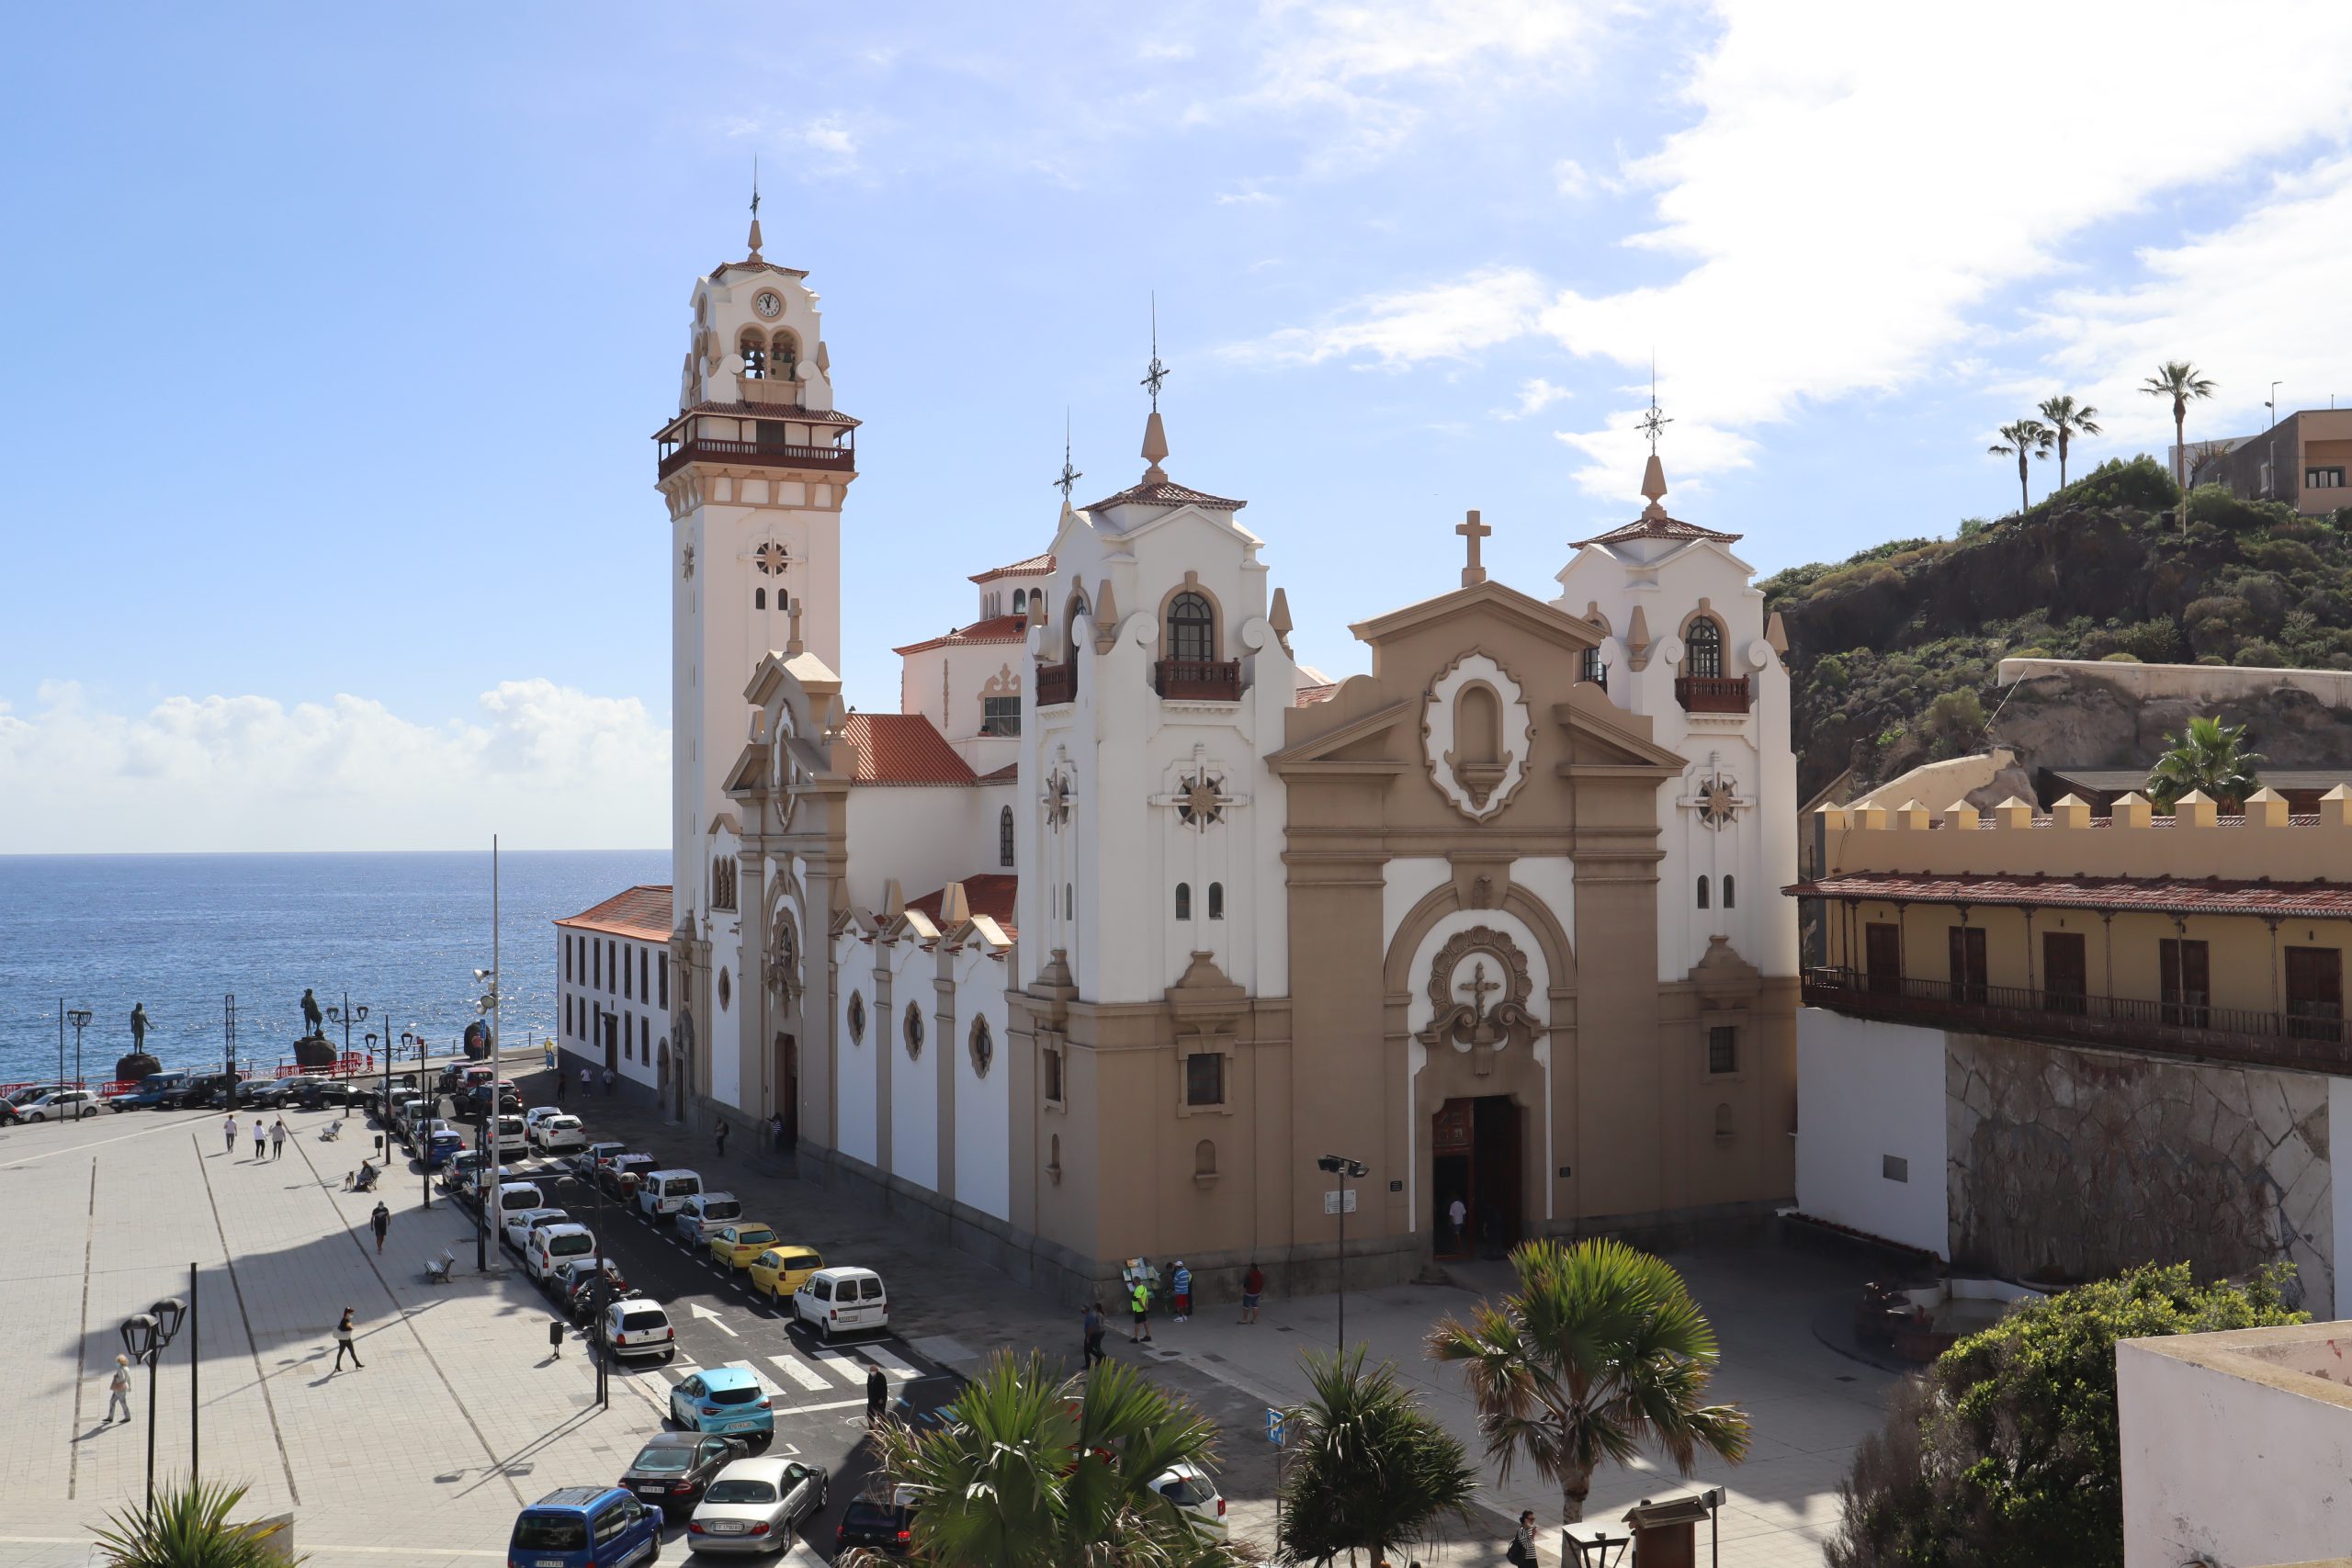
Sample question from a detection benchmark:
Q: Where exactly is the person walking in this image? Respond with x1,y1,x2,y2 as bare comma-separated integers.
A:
579,1066,593,1100
221,1113,238,1156
253,1118,267,1159
714,1118,728,1159
1447,1194,1468,1252
1507,1510,1538,1567
331,1307,363,1371
1170,1260,1193,1323
270,1118,288,1160
602,1066,616,1098
370,1201,390,1255
1240,1261,1264,1325
767,1111,785,1153
556,1071,568,1106
1128,1273,1153,1344
1081,1301,1105,1369
865,1363,888,1427
104,1354,133,1425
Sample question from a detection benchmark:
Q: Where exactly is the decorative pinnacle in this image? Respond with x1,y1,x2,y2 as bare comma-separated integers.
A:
747,157,763,260
1141,410,1170,484
1054,408,1083,500
1141,293,1169,409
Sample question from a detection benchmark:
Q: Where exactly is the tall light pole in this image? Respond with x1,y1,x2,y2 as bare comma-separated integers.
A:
119,1292,187,1509
68,1010,92,1116
1317,1154,1368,1354
326,997,368,1078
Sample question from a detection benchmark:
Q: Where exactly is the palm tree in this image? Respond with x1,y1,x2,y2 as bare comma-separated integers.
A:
1987,418,2053,514
92,1477,301,1566
2142,360,2218,494
1278,1347,1477,1567
2145,715,2264,813
2036,395,2102,490
854,1349,1228,1568
1428,1237,1750,1525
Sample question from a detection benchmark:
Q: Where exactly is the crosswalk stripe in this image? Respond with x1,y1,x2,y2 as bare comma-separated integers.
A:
861,1345,920,1380
724,1359,790,1403
770,1352,831,1391
660,1362,701,1386
808,1347,868,1384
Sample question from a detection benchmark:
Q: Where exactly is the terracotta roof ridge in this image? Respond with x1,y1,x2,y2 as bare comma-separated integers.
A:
1081,477,1246,513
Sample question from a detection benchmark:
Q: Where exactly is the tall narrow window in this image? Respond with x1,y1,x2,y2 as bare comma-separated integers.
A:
658,952,668,1009
1012,589,1028,615
1207,882,1225,920
625,946,633,1000
1579,647,1608,688
1064,884,1073,920
1175,883,1193,920
1950,926,1988,1005
999,807,1015,867
640,949,650,1001
2287,946,2343,1042
1686,617,1724,679
1696,875,1710,909
1723,875,1736,908
1166,591,1216,663
2160,937,2211,1026
755,587,766,610
1708,1025,1739,1075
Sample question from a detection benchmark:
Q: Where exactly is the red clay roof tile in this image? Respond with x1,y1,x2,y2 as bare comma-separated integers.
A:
1789,870,2352,919
842,713,978,785
969,553,1056,583
908,873,1018,932
557,885,673,942
890,615,1030,656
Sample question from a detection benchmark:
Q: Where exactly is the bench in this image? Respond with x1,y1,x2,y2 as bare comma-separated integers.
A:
423,1248,456,1285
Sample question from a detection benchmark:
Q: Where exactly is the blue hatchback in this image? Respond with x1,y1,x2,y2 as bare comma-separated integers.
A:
424,1130,467,1170
667,1366,774,1443
507,1485,662,1568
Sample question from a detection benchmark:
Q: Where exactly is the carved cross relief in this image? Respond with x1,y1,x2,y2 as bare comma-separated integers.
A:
1417,925,1539,1076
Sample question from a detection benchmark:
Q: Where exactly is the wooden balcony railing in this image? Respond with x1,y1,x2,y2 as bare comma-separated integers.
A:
657,435,855,480
1676,674,1751,713
1802,964,2352,1073
1154,659,1241,700
1035,661,1077,706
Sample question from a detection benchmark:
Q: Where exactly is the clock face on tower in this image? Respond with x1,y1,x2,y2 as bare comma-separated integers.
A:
753,290,784,320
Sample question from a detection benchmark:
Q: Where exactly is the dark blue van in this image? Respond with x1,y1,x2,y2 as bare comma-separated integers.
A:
507,1485,662,1568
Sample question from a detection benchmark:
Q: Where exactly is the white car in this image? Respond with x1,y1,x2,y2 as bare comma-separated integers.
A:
636,1168,705,1219
791,1266,888,1342
688,1457,827,1551
673,1190,743,1246
503,1205,570,1253
600,1299,676,1362
1152,1462,1227,1540
487,1113,528,1155
526,1222,598,1282
530,1113,587,1154
522,1104,563,1132
572,1139,629,1177
18,1089,96,1122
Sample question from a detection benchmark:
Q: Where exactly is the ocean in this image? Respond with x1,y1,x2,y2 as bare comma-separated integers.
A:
0,850,666,1088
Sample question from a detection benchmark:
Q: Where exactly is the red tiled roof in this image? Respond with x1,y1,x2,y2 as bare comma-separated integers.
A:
891,615,1030,656
970,553,1056,583
668,400,860,427
978,761,1020,782
1295,682,1339,706
1571,514,1741,547
841,713,978,785
710,257,810,282
1789,871,2352,919
909,873,1019,931
1083,478,1245,513
558,885,673,942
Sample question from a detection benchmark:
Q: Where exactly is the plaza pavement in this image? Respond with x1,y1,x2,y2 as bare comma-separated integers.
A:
1,1064,1891,1566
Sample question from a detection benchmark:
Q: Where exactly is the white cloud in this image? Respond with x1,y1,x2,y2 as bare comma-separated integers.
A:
1552,157,1589,197
1216,187,1278,207
1223,265,1547,367
1500,377,1574,418
0,680,667,853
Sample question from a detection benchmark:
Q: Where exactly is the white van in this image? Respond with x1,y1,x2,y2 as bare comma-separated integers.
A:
526,1223,598,1281
792,1266,888,1342
489,1113,528,1155
636,1169,705,1219
493,1180,547,1219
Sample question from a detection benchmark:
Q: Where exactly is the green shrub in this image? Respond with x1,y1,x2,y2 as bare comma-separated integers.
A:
2099,651,2140,661
2235,640,2283,666
2008,646,2051,660
1814,655,1849,690
2186,483,2292,532
2060,455,2178,512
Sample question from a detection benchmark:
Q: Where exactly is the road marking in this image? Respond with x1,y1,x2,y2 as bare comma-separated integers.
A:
687,1303,739,1337
723,1359,789,1403
808,1347,867,1384
770,1352,831,1391
862,1344,921,1380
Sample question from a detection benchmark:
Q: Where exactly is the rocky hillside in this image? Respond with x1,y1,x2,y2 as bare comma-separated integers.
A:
1765,457,2352,799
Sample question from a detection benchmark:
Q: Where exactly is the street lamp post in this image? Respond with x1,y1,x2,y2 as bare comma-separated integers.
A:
119,1292,187,1509
1316,1154,1369,1354
325,997,368,1080
68,1009,92,1118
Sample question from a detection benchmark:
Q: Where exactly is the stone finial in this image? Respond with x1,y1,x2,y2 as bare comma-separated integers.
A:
1766,611,1790,657
1625,604,1653,671
1993,795,2035,829
1270,586,1294,652
748,211,763,261
938,881,970,926
1028,591,1048,629
1943,800,1981,832
1091,578,1121,653
2172,789,2218,829
2051,794,2091,829
2112,791,2152,829
1894,799,1931,831
2322,784,2352,829
2244,785,2288,828
881,878,905,918
1141,410,1170,483
1640,454,1669,521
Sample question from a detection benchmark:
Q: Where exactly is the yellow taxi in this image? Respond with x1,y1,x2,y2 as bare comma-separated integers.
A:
707,1221,780,1271
747,1245,826,1302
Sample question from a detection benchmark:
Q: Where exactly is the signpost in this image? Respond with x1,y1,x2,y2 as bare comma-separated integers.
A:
1268,1406,1289,1531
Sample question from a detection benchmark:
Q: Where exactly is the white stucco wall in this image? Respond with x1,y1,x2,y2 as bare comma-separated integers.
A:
1794,1007,1949,1257
952,946,1012,1222
832,929,878,1167
883,936,939,1192
2120,1325,2352,1568
844,784,1010,918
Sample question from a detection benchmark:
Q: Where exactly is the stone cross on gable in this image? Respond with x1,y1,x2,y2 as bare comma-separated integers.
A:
1456,509,1490,588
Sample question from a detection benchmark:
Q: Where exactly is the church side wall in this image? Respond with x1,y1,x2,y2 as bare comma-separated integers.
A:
883,932,940,1193
1793,1006,1949,1256
832,928,879,1168
952,946,1012,1223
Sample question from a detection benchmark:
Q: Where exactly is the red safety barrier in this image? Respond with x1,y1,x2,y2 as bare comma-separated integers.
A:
99,1080,137,1097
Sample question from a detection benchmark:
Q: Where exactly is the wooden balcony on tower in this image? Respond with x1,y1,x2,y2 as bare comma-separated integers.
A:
1035,661,1077,706
1154,659,1241,700
1676,674,1752,713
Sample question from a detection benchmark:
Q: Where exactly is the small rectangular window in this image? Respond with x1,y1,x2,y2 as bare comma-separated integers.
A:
1883,1154,1909,1183
625,946,633,1000
1185,1052,1225,1107
1043,1046,1064,1104
981,695,1022,737
2308,467,2346,490
659,953,668,1009
1707,1025,1738,1075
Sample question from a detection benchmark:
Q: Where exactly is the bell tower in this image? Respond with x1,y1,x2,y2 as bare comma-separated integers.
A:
656,197,858,941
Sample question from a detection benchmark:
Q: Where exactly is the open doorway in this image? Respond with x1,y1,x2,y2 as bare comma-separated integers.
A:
1432,1095,1522,1259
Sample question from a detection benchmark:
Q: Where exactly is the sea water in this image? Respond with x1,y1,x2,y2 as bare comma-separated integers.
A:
0,850,664,1086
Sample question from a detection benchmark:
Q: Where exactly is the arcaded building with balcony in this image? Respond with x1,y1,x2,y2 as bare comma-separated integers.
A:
1790,778,2352,1314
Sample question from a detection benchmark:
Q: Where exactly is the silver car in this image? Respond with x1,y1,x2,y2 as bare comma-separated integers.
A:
687,1456,829,1553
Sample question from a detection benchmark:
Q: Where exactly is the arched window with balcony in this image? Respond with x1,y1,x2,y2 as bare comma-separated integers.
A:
999,807,1014,868
1166,591,1216,662
739,330,767,380
1685,616,1724,679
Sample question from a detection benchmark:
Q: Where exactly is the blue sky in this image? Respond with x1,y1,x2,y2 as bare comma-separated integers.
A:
6,1,2352,852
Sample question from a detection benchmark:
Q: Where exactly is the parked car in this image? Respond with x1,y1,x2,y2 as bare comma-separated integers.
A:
253,1076,323,1108
487,1113,529,1156
791,1266,888,1342
526,1223,600,1282
408,1116,458,1150
4,1083,73,1108
531,1113,588,1155
421,1130,467,1170
169,1073,249,1110
573,1139,630,1177
747,1246,825,1303
618,1432,744,1517
708,1222,780,1272
464,1080,520,1117
667,1366,774,1444
18,1089,98,1122
687,1457,828,1551
636,1168,705,1220
601,1300,677,1363
490,1180,548,1223
598,1153,660,1201
550,1258,630,1323
295,1078,358,1110
505,1486,662,1568
834,1489,916,1560
673,1191,743,1247
1152,1462,1227,1540
107,1072,191,1111
503,1205,571,1253
523,1104,565,1133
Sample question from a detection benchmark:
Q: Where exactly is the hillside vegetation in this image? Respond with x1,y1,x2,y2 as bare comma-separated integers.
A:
1766,457,2352,799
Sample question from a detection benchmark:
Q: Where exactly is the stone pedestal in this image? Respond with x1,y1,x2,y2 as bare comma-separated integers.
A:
292,1034,338,1069
115,1051,162,1083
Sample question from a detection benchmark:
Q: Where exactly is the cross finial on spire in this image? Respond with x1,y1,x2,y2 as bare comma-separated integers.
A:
1054,408,1083,500
747,157,764,260
1637,355,1671,454
1141,293,1170,410
1455,508,1491,587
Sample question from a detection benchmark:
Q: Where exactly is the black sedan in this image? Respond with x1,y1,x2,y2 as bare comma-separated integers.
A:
619,1432,747,1518
836,1495,915,1559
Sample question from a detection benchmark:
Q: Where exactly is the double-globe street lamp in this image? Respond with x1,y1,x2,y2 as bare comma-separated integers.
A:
1316,1154,1370,1354
324,996,368,1077
119,1269,198,1509
67,1008,92,1123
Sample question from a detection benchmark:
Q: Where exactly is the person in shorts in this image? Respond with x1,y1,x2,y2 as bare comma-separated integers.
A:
1240,1261,1264,1324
